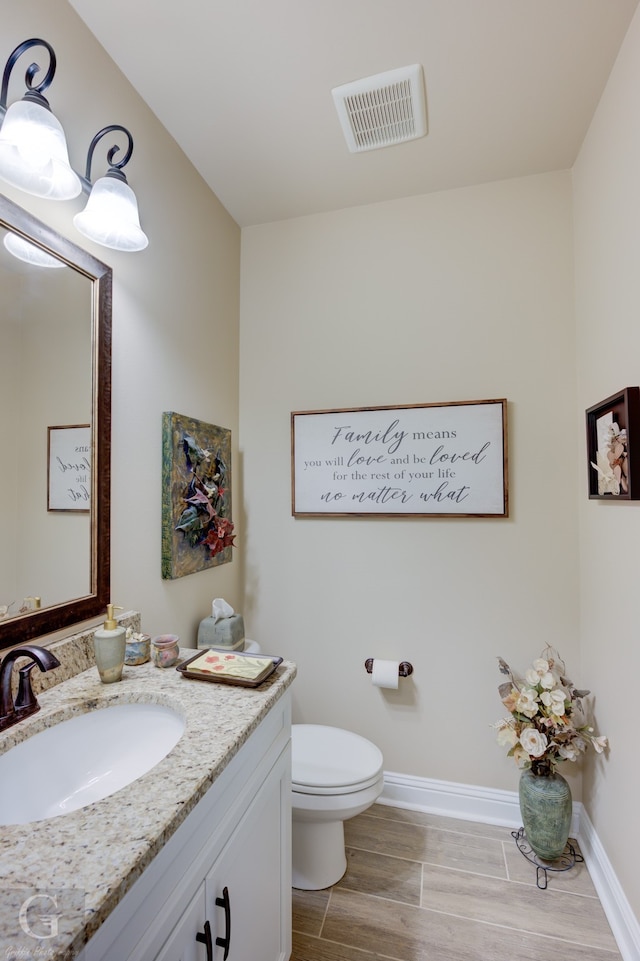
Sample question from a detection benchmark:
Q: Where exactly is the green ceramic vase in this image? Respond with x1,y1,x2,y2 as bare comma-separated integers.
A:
519,768,572,861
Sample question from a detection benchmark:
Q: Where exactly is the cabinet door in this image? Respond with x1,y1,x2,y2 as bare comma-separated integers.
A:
205,748,290,961
154,884,209,961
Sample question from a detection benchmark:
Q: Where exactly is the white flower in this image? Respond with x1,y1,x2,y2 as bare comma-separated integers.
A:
558,742,581,761
519,727,548,758
540,688,567,716
532,658,550,676
512,744,529,768
558,735,588,761
515,688,539,718
525,659,555,690
495,720,518,749
591,735,608,754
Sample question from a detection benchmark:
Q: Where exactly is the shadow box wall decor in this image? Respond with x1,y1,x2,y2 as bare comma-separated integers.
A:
161,412,235,579
291,399,508,518
586,387,640,500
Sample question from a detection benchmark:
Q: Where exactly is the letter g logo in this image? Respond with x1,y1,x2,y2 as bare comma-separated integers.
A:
19,893,60,939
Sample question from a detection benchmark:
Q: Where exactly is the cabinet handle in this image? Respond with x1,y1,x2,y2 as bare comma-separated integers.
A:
215,886,231,960
195,919,213,961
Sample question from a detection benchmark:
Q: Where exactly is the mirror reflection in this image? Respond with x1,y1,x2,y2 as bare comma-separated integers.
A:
0,195,111,648
0,229,92,618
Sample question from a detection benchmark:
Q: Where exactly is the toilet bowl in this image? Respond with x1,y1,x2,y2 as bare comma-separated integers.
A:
291,724,384,890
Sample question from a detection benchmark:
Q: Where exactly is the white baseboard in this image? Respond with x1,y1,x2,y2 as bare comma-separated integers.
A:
379,771,639,961
577,807,640,961
379,769,579,835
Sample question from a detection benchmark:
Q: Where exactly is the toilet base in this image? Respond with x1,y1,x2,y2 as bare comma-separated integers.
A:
292,819,346,890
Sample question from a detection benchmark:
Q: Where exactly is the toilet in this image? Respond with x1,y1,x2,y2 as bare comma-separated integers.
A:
291,724,384,890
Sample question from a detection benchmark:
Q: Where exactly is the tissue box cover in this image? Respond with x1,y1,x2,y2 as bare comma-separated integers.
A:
197,613,245,650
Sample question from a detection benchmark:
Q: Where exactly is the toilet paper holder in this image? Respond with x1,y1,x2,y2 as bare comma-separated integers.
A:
364,658,413,678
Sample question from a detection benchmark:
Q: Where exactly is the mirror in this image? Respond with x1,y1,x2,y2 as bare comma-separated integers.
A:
0,194,111,649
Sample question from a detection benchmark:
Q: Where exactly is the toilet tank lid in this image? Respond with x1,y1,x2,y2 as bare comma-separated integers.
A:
292,724,383,789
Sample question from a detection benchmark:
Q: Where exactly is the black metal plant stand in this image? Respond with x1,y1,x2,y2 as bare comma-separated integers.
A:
512,827,584,889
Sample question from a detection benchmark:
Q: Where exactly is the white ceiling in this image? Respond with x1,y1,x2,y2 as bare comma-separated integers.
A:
68,0,638,228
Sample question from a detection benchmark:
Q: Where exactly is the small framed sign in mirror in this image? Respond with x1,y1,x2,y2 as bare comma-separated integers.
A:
47,425,91,512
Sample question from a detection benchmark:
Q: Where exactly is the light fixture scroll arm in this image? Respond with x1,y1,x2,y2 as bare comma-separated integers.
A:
83,124,134,187
0,38,56,112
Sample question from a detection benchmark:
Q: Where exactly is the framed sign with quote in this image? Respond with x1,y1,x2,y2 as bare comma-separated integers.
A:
47,425,91,512
291,399,508,518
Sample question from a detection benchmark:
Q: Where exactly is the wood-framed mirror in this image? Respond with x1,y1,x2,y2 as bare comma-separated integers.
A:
0,193,111,649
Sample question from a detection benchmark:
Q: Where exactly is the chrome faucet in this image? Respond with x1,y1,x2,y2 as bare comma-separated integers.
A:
0,646,60,732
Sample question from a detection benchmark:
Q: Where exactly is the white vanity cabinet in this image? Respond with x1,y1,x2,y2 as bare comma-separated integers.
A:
153,885,206,961
82,692,292,961
204,759,287,961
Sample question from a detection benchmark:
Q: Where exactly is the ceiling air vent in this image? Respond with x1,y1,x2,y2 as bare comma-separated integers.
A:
332,64,427,153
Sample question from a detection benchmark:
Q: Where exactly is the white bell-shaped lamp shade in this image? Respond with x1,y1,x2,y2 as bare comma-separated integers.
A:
0,99,82,200
73,175,148,252
3,231,65,268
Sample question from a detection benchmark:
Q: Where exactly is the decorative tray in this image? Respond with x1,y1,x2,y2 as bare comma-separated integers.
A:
176,649,283,688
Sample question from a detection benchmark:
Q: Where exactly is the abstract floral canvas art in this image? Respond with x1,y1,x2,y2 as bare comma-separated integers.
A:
161,412,234,579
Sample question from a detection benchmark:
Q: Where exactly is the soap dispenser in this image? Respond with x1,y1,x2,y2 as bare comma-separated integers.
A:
93,604,126,683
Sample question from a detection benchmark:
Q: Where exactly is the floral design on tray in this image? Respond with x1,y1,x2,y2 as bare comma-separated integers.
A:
188,651,268,680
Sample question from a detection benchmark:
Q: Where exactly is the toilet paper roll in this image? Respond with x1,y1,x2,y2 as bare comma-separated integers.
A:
371,659,399,690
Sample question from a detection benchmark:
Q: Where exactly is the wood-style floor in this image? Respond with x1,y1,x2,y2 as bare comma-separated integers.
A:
291,803,621,961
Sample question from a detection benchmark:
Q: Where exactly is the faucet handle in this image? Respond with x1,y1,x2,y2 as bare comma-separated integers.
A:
0,646,60,732
14,662,38,714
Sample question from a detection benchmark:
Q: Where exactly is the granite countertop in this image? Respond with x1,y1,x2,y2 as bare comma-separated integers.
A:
0,651,296,960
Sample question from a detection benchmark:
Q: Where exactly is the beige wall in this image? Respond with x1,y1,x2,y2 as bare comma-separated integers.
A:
573,4,640,922
239,172,580,792
1,1,242,644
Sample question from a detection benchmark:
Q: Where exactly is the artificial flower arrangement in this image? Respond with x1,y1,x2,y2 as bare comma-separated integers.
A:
591,419,628,495
494,647,607,776
174,432,235,559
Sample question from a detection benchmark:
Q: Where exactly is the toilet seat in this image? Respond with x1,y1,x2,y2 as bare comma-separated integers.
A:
292,724,383,796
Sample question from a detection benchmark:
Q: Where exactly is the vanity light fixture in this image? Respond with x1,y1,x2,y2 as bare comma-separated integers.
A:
74,126,148,252
0,38,148,252
0,39,81,200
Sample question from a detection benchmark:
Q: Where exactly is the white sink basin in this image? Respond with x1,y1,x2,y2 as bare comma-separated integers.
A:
0,703,185,825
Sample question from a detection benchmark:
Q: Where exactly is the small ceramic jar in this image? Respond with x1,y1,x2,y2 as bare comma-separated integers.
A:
151,634,180,668
125,631,151,665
